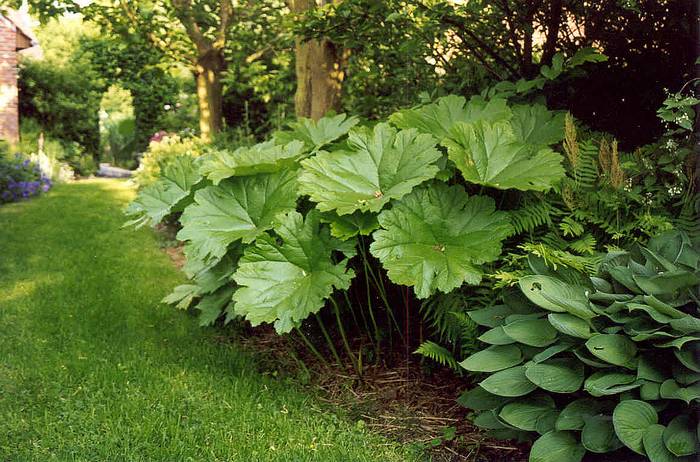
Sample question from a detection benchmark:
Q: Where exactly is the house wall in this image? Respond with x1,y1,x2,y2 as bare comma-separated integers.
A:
0,17,19,145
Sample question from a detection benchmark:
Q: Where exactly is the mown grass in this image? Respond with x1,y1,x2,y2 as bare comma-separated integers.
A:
0,179,417,462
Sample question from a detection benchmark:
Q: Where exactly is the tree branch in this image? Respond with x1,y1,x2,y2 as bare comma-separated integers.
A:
541,0,563,65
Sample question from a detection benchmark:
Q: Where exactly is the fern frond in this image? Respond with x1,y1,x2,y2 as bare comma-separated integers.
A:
568,233,597,255
509,201,555,235
415,340,460,370
559,216,584,237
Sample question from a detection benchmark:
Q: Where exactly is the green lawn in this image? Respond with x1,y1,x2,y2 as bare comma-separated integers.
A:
0,179,415,462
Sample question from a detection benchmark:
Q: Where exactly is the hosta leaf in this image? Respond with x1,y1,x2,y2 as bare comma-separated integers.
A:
502,318,558,347
510,104,565,147
519,275,594,319
547,313,593,339
643,424,694,462
458,386,512,411
298,123,441,215
478,326,516,345
177,170,298,262
467,303,539,328
613,399,658,455
669,316,700,334
200,140,306,184
389,94,511,141
479,365,537,397
656,337,700,349
459,344,522,372
124,155,202,228
634,271,700,295
675,347,700,372
320,211,379,240
585,371,641,396
585,334,637,366
640,382,661,400
581,415,623,453
274,113,359,151
532,342,573,363
529,431,585,462
232,210,355,333
370,184,511,298
663,415,698,456
499,395,556,431
556,399,610,431
536,410,560,435
637,356,668,382
525,358,585,393
444,120,565,191
472,410,512,430
659,379,700,404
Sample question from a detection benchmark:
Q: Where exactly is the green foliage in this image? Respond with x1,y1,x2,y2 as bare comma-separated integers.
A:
460,230,700,461
133,134,205,187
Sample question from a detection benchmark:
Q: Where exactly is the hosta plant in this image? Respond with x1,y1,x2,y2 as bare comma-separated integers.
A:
459,230,700,462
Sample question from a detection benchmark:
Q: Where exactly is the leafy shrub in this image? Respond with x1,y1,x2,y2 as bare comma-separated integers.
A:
125,97,568,346
132,134,205,186
459,230,700,461
0,154,52,203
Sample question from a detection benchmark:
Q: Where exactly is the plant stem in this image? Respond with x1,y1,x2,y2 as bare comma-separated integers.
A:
295,327,328,368
315,313,343,369
330,297,359,375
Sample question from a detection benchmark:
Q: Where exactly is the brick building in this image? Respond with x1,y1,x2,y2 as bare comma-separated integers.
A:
0,14,34,145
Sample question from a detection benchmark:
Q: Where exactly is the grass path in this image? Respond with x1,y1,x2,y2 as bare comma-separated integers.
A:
0,179,414,462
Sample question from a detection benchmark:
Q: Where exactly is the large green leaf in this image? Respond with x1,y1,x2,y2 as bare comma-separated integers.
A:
524,358,585,393
370,184,511,298
444,120,565,191
519,275,595,319
274,113,359,152
459,344,523,372
298,123,441,215
479,365,538,397
643,424,691,462
529,431,585,462
664,415,698,457
320,211,379,241
556,399,610,431
547,313,594,339
195,285,235,327
585,334,638,366
581,415,623,453
503,318,558,347
124,155,202,228
458,386,512,411
584,371,642,396
499,395,556,431
613,400,658,455
231,210,355,333
659,379,700,404
389,94,511,141
200,140,306,184
468,303,539,328
510,104,565,147
177,170,298,262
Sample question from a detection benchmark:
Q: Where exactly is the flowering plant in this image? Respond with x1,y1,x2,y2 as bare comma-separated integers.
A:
0,154,52,203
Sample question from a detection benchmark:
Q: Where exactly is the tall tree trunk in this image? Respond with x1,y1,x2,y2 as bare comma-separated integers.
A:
290,0,344,120
195,49,225,143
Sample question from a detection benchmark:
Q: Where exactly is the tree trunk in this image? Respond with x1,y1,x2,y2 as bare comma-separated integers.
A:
290,0,344,120
195,49,225,143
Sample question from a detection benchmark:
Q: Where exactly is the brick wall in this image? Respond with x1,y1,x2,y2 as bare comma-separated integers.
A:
0,17,19,145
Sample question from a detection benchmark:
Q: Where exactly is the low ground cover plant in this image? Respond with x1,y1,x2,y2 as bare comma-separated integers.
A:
460,230,700,461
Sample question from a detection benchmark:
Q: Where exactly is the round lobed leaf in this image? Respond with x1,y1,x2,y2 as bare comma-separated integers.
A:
370,183,512,298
